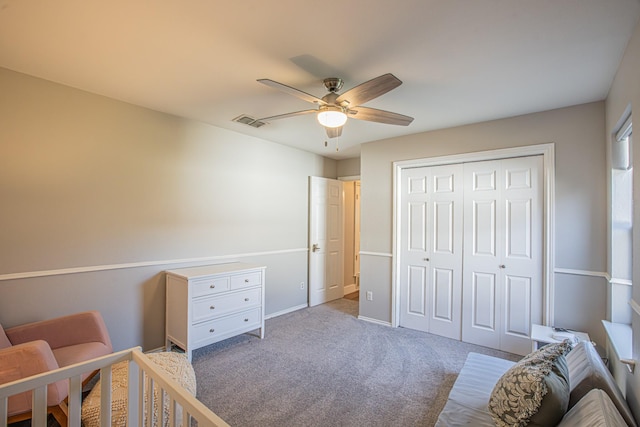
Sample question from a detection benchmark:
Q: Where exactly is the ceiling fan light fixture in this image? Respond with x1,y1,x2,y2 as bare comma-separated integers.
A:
317,106,347,128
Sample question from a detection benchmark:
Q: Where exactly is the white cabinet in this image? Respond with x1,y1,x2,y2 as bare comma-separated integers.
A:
165,263,266,361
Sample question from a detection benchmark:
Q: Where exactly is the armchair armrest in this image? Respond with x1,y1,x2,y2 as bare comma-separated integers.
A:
6,311,112,352
0,340,59,383
0,340,68,410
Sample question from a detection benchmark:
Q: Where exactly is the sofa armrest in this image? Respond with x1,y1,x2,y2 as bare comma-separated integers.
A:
567,341,638,427
6,311,113,352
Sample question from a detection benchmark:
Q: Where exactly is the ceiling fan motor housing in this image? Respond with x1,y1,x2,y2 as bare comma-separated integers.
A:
323,77,343,93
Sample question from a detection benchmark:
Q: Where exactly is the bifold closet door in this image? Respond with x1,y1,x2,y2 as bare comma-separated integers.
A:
399,164,463,340
461,156,543,355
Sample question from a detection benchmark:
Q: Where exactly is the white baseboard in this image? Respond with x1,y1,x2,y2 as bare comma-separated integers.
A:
265,303,308,320
344,284,357,295
357,315,392,327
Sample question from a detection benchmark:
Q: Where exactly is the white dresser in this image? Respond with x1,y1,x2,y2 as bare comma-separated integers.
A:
165,262,266,361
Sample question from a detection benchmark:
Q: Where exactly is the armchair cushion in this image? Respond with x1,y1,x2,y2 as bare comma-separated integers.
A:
53,342,113,369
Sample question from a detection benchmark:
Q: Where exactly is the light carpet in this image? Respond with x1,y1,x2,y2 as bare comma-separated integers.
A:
192,298,519,427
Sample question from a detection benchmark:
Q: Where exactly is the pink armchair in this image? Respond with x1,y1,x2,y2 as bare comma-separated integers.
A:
0,311,113,425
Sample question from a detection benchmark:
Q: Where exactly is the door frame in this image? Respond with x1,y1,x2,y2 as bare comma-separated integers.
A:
392,143,556,328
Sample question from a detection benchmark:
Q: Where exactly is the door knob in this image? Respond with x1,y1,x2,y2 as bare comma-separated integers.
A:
312,243,321,252
499,264,506,269
423,258,430,262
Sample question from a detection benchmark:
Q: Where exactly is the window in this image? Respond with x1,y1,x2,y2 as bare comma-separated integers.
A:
610,114,633,324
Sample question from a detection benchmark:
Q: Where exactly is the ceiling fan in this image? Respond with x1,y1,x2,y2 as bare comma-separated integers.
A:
256,73,414,138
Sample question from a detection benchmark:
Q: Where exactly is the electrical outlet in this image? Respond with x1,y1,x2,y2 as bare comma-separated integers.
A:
299,282,305,290
366,291,373,301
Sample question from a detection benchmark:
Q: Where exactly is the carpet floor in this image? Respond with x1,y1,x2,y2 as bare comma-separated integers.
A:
191,298,519,427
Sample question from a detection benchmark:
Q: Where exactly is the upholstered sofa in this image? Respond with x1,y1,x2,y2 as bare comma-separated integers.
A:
436,341,638,426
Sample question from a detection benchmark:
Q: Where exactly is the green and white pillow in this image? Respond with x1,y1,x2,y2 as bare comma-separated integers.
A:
488,341,572,427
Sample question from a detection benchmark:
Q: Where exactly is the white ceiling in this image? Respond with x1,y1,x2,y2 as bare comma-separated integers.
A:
1,1,639,159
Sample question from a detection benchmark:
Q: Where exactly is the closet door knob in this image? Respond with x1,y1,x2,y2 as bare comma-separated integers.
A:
499,264,506,269
423,258,430,262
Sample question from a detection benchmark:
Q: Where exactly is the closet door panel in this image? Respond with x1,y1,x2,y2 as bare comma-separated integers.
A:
399,165,462,339
499,156,543,354
462,160,503,348
427,165,463,339
399,169,431,332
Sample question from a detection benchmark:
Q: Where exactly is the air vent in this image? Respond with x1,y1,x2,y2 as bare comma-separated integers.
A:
232,115,267,128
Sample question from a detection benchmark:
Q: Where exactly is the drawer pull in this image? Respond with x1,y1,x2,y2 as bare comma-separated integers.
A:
210,284,216,289
244,279,249,283
210,305,215,310
244,318,249,322
209,328,215,333
244,298,250,302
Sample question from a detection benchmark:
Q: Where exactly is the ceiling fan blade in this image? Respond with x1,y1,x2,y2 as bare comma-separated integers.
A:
257,79,327,105
258,109,317,122
348,106,414,126
336,73,402,107
325,126,343,138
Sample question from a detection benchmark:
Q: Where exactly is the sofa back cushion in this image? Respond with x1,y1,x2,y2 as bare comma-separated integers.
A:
0,324,11,349
567,341,638,427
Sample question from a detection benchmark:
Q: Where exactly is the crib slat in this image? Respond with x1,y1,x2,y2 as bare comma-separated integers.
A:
138,366,144,426
128,360,139,426
99,366,112,427
168,397,176,427
32,385,47,427
68,374,82,427
159,388,166,426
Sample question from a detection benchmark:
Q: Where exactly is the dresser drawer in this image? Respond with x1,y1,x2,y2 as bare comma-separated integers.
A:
230,271,262,290
192,307,262,345
192,288,261,323
192,276,230,298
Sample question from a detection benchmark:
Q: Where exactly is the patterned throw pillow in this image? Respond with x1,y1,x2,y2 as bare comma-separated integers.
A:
488,341,572,427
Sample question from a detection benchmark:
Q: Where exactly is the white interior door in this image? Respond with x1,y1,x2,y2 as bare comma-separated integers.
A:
462,156,543,355
309,176,344,307
399,165,463,339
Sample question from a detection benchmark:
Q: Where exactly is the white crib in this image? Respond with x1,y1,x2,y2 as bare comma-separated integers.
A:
0,347,229,427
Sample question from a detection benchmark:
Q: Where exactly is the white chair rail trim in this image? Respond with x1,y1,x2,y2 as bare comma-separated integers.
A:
0,248,307,282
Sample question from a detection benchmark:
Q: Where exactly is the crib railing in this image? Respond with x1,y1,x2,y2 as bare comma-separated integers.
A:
0,347,229,427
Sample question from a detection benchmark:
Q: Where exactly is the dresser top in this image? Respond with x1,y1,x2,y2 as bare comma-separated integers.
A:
165,262,266,279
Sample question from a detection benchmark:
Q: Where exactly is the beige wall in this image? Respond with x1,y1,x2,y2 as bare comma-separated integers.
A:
337,157,361,178
605,17,640,419
359,102,607,345
0,67,336,351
